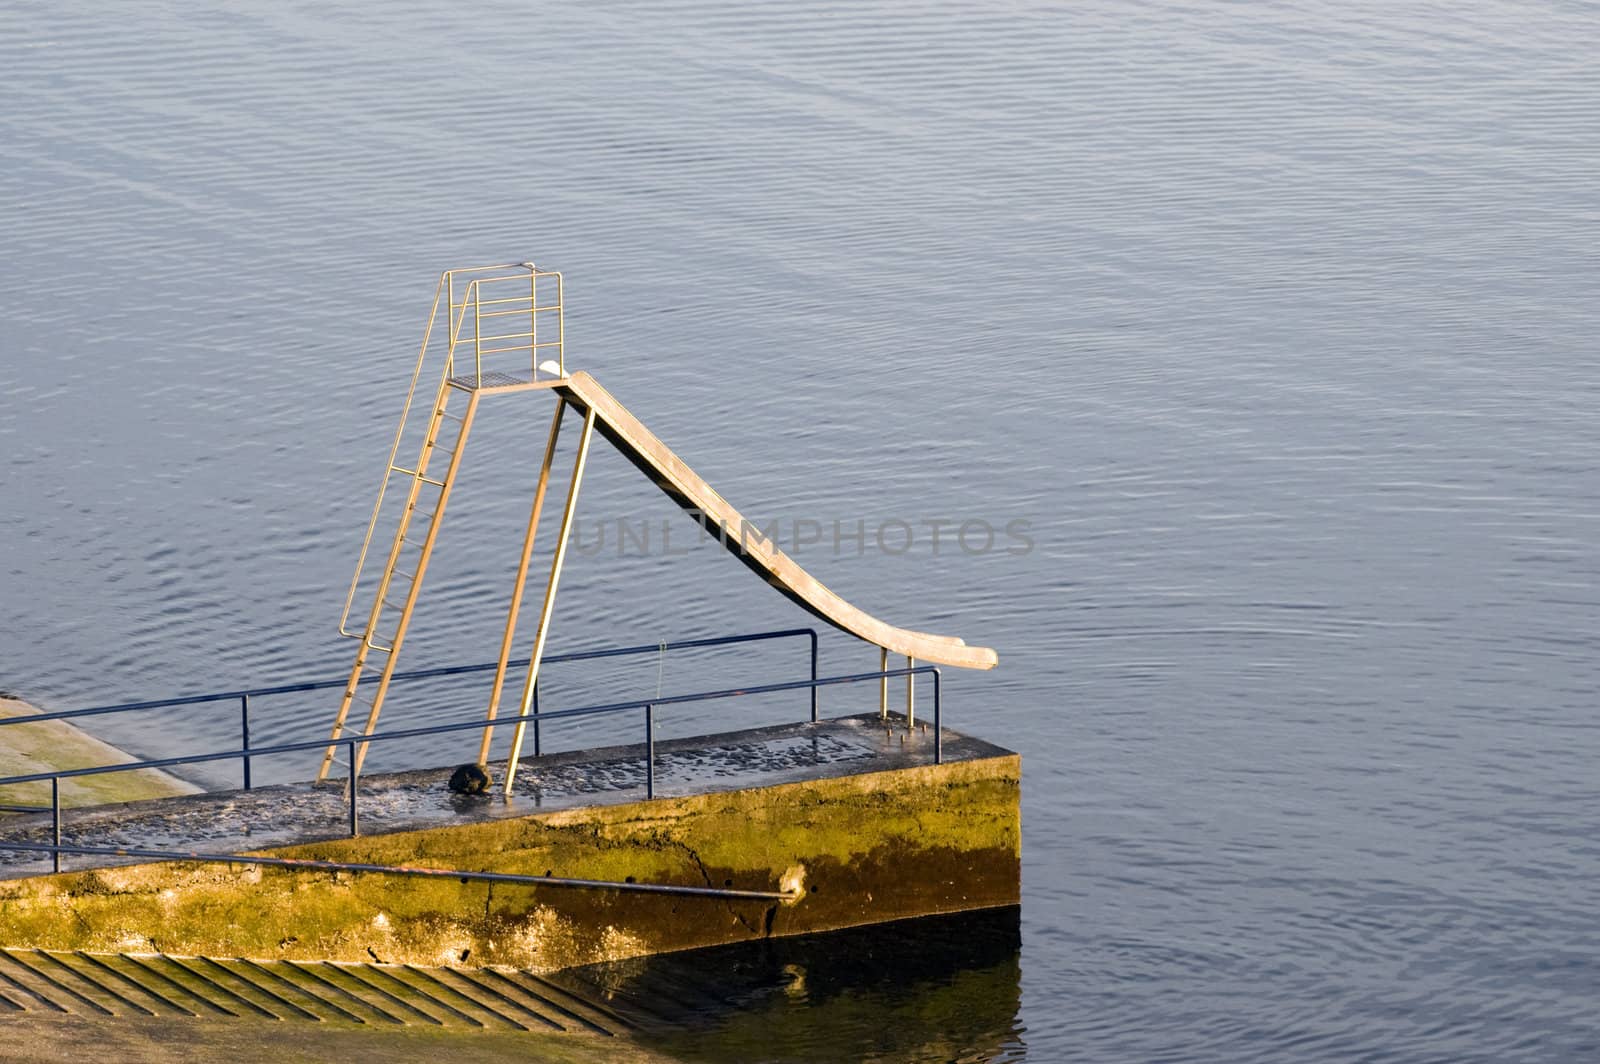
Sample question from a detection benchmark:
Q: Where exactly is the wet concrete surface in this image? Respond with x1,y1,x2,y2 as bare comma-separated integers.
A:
0,713,1011,879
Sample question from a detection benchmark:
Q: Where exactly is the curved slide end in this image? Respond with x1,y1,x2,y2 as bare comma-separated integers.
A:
556,372,999,671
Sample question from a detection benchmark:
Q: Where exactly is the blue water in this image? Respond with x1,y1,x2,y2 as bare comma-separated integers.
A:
4,1,1600,1059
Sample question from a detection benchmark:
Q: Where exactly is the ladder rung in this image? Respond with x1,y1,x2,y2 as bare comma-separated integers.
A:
388,466,448,488
365,637,395,653
437,409,466,423
325,749,366,770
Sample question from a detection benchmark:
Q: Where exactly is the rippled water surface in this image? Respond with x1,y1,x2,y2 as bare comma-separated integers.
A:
4,2,1599,1060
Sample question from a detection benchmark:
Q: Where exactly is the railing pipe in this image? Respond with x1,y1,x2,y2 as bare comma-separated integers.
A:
1,628,820,730
879,646,889,719
347,746,358,837
51,778,61,874
0,666,940,800
0,623,956,875
645,704,655,799
808,630,819,722
240,695,252,791
0,666,939,794
0,842,791,901
472,280,483,384
907,655,915,728
3,668,948,877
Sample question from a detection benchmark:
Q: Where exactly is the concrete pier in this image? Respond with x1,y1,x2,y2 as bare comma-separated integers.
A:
0,715,1019,971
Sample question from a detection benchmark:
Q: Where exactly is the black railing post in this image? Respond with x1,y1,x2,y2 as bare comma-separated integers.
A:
933,668,943,765
51,777,61,874
346,742,359,837
645,704,655,799
808,630,819,722
240,695,252,791
532,680,541,757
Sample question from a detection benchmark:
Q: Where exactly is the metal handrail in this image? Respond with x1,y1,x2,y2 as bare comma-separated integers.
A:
0,627,817,729
449,270,562,386
0,627,815,804
0,663,941,874
0,665,937,790
0,842,794,900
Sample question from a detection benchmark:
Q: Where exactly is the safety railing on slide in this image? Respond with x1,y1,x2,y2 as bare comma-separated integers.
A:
338,262,564,641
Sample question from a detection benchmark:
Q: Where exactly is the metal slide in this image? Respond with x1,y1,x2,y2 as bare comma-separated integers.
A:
321,264,995,783
553,371,1000,671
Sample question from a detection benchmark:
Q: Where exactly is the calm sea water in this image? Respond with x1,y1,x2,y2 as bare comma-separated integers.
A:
4,1,1599,1060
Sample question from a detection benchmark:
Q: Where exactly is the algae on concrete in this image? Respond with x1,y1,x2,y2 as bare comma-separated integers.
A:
0,754,1020,971
0,697,198,809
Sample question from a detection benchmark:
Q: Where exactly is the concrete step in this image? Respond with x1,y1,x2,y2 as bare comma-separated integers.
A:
0,948,628,1037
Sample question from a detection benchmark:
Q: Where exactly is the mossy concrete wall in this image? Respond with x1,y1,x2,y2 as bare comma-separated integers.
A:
0,754,1019,971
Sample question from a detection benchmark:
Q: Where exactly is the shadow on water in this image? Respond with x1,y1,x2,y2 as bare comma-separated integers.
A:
549,906,1025,1063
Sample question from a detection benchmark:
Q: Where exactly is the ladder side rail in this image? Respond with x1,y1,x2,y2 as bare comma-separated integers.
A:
321,377,468,780
319,383,479,780
350,390,484,776
363,306,477,644
338,274,449,637
346,265,537,644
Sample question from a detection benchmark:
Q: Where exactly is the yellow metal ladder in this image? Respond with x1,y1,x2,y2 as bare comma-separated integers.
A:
318,264,565,782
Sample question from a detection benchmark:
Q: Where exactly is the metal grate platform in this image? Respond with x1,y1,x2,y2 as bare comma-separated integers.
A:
446,370,544,391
